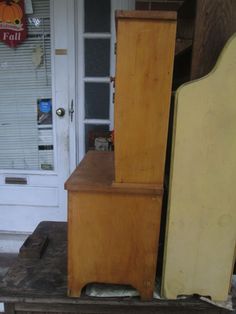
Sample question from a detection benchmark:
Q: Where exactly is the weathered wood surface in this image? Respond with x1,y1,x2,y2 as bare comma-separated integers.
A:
4,300,232,314
0,221,67,299
191,0,236,80
0,221,233,314
162,35,236,301
19,234,48,259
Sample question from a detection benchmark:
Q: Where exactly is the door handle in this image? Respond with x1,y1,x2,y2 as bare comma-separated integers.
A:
56,108,65,117
69,100,74,122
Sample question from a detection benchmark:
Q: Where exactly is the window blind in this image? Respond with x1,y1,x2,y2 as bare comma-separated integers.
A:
0,0,53,170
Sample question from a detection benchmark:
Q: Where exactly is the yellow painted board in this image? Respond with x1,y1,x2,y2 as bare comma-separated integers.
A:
114,15,176,184
162,34,236,301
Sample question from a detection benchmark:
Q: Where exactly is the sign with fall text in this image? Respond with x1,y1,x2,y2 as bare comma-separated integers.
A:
0,0,27,48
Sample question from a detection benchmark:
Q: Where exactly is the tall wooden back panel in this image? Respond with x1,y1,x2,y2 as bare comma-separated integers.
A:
114,11,177,185
162,34,236,301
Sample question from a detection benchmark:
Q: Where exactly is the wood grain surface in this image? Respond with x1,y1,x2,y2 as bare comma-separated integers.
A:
191,0,236,80
68,190,162,300
162,34,236,301
114,14,176,184
65,151,163,195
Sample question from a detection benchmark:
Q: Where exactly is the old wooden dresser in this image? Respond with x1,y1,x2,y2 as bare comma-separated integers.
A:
65,10,176,300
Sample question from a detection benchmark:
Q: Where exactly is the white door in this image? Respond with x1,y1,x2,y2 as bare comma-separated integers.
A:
76,0,135,161
0,0,75,246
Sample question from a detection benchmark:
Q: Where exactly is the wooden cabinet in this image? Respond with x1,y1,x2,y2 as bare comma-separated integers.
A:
65,11,176,300
66,151,163,300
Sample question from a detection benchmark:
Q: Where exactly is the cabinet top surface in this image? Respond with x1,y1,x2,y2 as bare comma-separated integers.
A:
65,151,114,191
65,151,162,195
116,10,177,21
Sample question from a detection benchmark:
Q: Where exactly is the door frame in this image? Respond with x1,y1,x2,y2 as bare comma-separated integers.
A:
75,0,135,163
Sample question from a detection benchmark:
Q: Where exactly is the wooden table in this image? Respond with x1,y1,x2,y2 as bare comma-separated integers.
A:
0,221,233,314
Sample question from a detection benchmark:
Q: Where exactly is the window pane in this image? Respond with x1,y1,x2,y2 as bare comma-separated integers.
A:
85,39,110,77
85,83,110,119
85,124,110,152
84,0,111,33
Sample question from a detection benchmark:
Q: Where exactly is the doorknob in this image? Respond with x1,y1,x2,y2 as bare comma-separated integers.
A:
56,108,65,117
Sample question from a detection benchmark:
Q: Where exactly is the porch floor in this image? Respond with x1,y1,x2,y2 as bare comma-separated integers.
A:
0,254,17,314
0,222,235,314
0,254,17,280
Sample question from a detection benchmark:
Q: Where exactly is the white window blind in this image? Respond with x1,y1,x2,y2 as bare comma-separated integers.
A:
0,0,53,171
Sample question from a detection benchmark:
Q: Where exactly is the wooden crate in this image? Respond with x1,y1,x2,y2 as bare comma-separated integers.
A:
114,11,177,184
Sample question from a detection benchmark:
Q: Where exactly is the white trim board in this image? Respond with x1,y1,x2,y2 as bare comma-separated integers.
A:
0,303,4,313
0,230,29,253
75,0,135,162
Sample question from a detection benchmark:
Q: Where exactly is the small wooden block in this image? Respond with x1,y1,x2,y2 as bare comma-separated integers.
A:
19,235,49,259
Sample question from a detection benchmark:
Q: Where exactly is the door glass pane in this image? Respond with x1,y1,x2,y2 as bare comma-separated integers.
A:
85,124,110,152
85,39,110,77
84,0,111,33
0,0,53,171
85,83,110,119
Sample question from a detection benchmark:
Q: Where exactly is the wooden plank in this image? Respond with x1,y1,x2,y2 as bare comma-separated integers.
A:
111,181,163,195
19,235,48,259
114,15,176,184
12,300,226,314
65,151,163,195
162,34,236,301
191,0,236,80
68,191,162,301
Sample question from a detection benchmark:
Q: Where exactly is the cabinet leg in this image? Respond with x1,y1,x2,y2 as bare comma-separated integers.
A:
136,282,154,301
68,285,84,297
